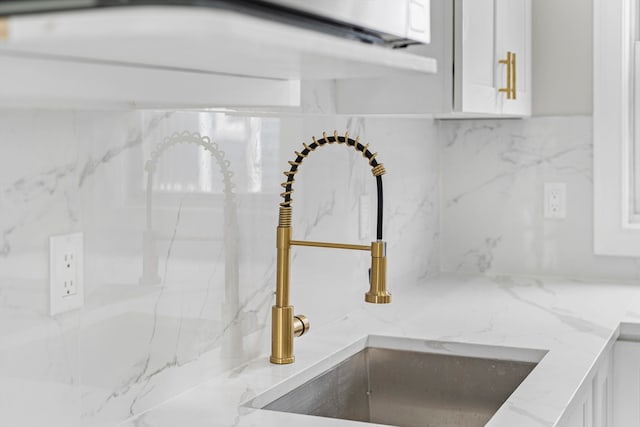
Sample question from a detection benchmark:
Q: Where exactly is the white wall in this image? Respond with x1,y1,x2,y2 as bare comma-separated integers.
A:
532,0,593,115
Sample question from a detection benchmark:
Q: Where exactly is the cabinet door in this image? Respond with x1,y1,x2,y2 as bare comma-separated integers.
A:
557,347,613,427
454,0,496,114
593,350,613,427
559,390,593,427
455,0,531,116
495,0,531,115
613,341,640,426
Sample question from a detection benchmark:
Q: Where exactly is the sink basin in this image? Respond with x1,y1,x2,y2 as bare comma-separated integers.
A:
250,336,542,427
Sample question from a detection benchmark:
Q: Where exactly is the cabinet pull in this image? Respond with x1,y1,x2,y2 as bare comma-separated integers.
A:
511,52,517,100
0,17,8,41
498,51,516,100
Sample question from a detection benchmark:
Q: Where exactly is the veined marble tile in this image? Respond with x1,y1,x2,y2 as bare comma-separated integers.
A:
6,109,640,427
0,109,440,427
440,116,640,279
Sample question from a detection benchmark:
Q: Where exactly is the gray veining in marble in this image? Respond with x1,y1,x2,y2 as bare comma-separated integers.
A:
4,111,639,427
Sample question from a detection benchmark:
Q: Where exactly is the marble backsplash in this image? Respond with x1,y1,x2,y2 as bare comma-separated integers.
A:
4,111,640,427
0,110,438,426
439,116,640,280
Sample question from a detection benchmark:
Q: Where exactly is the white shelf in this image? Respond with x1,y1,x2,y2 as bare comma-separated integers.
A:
0,52,300,109
0,5,437,109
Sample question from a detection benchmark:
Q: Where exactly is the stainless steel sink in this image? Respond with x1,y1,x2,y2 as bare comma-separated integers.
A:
257,340,540,427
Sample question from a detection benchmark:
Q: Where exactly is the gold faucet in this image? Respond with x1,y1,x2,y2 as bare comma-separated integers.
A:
270,131,391,365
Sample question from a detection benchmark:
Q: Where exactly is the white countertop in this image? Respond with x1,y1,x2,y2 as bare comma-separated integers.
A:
120,274,640,427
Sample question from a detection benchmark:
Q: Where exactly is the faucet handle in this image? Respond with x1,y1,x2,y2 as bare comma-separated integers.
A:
365,241,391,304
293,314,310,337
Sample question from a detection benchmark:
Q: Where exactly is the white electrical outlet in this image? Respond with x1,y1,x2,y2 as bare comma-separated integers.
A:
544,183,567,219
359,194,370,240
49,232,84,315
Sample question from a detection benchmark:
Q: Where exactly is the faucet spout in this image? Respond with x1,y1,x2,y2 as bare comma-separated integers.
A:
270,131,390,365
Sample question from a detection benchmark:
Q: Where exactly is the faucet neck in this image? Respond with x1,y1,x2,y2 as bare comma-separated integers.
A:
275,222,291,307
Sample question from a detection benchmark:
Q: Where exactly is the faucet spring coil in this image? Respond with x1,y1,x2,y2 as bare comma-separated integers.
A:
278,207,292,228
279,130,386,208
372,164,386,177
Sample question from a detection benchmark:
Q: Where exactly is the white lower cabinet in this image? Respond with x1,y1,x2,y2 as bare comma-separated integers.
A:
594,352,613,427
559,338,640,427
612,340,640,426
558,348,613,427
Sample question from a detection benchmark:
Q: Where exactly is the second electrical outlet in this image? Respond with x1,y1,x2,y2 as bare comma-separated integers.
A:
49,232,84,316
544,182,567,219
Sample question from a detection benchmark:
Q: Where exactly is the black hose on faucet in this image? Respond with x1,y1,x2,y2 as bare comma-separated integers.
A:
375,175,383,240
280,131,386,240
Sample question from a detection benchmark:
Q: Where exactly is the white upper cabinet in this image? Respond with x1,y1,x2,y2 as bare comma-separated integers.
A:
454,0,496,113
456,0,531,115
496,0,531,115
336,0,532,117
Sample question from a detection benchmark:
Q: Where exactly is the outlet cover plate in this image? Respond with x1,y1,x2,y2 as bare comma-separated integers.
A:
544,182,567,219
49,232,84,316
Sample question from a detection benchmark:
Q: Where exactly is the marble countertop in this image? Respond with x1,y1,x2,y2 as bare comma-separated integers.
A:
120,274,640,427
